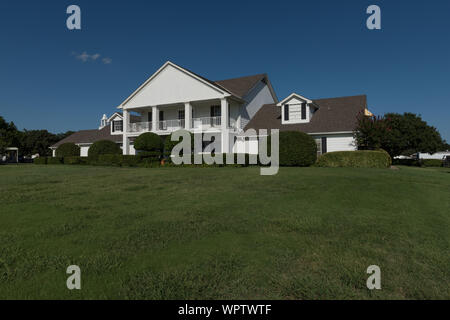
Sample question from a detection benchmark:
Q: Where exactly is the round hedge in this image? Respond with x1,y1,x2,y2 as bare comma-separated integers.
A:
273,131,317,166
88,140,121,158
134,132,163,152
164,130,194,156
55,143,80,157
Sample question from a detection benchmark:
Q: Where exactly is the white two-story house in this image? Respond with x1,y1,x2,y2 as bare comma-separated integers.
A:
51,61,371,156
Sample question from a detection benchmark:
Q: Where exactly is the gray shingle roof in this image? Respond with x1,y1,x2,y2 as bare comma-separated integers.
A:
245,95,367,134
51,124,122,148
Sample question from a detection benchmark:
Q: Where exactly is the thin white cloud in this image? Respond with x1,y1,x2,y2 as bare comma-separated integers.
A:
72,52,112,64
102,57,112,64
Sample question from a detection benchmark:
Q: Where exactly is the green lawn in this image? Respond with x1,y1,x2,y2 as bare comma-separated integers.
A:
0,164,449,299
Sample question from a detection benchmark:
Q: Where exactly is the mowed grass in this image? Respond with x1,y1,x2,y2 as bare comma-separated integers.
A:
0,164,449,300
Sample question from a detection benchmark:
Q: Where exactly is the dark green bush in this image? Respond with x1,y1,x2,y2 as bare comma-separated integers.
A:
88,140,121,159
63,156,86,165
120,155,141,167
56,143,80,157
270,131,317,166
97,154,122,166
316,150,392,168
137,151,162,162
421,159,443,167
33,157,47,165
166,153,255,167
134,132,163,153
47,157,63,165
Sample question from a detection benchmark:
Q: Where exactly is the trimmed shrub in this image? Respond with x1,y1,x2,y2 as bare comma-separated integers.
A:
120,155,141,167
98,154,122,166
34,157,47,165
421,159,443,167
137,151,162,162
47,157,63,165
316,150,392,168
56,143,80,157
64,156,86,165
88,140,121,159
134,132,163,154
164,130,194,157
271,131,317,166
166,153,256,167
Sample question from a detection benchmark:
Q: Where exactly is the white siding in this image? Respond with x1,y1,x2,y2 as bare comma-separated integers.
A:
311,134,357,153
123,64,225,108
240,81,275,129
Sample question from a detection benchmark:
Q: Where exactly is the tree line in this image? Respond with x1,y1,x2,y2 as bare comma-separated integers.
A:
0,115,74,157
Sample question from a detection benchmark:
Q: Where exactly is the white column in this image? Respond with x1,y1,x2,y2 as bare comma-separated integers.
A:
184,102,192,130
221,98,229,153
122,109,130,155
152,106,159,131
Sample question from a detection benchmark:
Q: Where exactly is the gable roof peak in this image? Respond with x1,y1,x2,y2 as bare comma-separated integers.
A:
277,93,313,106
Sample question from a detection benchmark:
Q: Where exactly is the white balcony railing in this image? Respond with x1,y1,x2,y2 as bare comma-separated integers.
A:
192,117,221,128
128,121,152,133
126,117,237,133
158,119,185,131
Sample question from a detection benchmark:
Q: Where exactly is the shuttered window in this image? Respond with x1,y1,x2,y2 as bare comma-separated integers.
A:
321,137,327,154
284,105,289,121
301,104,307,120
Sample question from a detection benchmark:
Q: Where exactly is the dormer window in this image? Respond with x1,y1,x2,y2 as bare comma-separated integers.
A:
112,120,123,132
278,93,314,125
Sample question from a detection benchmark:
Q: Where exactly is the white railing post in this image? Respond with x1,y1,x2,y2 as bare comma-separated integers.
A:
221,98,229,153
122,109,130,155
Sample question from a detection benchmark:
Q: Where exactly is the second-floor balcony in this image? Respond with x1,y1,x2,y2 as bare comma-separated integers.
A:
128,117,237,134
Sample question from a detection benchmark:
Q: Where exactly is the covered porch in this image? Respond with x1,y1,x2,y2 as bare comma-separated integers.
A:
125,98,240,135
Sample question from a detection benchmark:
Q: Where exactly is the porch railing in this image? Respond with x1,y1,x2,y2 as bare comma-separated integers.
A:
158,119,185,131
128,121,152,133
127,117,237,133
192,117,221,128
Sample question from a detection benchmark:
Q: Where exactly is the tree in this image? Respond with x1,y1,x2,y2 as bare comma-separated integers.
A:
19,130,74,157
354,112,446,157
0,116,20,154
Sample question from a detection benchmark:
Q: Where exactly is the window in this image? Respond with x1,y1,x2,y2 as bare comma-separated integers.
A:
178,109,185,120
112,120,123,132
284,104,289,121
210,105,221,118
315,138,322,156
301,104,307,120
321,137,327,154
148,111,152,122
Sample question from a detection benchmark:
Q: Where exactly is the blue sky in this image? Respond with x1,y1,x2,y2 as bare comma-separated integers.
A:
0,0,449,141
